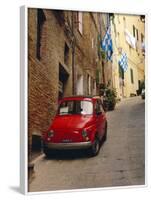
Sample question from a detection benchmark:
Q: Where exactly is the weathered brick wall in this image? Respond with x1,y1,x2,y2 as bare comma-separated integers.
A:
28,9,57,160
28,9,73,160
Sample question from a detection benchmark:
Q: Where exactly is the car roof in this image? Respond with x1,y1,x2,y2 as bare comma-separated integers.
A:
59,95,101,102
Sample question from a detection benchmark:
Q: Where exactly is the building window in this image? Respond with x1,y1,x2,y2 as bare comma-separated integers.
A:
92,79,95,89
133,25,139,40
132,25,139,51
119,64,124,80
92,38,94,48
36,9,46,60
77,12,83,34
59,63,69,99
130,68,134,84
136,29,139,41
87,74,91,95
123,17,126,28
141,33,145,54
133,25,135,37
141,33,144,43
64,43,69,66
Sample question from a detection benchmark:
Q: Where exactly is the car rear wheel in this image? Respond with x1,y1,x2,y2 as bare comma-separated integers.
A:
89,137,100,157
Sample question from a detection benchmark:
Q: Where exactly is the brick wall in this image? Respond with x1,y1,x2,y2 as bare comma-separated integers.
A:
28,8,105,161
28,9,73,160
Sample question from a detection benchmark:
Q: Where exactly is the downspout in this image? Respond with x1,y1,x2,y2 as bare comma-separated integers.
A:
102,60,106,85
71,12,76,95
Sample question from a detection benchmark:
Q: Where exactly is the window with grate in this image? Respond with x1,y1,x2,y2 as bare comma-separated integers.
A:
36,9,46,60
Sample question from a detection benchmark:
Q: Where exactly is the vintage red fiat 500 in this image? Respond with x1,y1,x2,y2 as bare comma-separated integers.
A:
43,96,107,157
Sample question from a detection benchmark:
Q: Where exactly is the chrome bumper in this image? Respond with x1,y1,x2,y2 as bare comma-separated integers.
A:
44,141,92,150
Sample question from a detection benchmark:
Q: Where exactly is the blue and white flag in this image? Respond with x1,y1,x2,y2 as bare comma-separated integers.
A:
118,52,128,72
101,26,113,61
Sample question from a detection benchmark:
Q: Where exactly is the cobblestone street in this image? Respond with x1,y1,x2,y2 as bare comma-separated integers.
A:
29,96,145,192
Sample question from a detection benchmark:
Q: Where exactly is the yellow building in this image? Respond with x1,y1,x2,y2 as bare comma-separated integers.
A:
111,14,145,98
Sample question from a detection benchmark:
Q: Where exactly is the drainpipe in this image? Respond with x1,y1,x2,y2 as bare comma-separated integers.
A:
72,12,76,95
102,60,106,85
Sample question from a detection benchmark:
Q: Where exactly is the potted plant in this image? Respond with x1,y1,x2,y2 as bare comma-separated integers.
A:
105,88,117,111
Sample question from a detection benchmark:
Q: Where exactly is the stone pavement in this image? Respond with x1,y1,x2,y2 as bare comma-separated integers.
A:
29,96,145,192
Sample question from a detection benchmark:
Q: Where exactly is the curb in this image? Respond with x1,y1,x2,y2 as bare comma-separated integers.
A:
28,154,45,183
30,153,45,165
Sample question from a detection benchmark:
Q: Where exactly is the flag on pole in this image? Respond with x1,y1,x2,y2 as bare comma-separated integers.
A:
118,52,128,72
101,26,113,61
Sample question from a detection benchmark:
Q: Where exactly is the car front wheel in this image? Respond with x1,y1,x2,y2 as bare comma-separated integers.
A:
89,137,100,157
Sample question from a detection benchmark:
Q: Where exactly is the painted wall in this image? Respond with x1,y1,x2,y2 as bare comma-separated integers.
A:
111,14,145,98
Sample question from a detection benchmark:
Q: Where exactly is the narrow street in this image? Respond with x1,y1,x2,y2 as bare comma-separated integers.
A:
29,96,145,192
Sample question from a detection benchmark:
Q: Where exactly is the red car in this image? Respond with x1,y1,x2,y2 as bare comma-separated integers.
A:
43,96,107,157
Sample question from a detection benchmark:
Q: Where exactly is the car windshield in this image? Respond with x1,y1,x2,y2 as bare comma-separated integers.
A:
58,100,93,115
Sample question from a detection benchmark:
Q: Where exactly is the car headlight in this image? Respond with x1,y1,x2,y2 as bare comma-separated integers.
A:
48,130,54,137
82,129,88,137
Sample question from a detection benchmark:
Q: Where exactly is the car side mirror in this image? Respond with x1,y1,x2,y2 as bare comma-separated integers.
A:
96,110,102,115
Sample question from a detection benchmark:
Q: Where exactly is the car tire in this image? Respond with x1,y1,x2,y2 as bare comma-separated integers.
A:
43,148,51,158
89,136,100,157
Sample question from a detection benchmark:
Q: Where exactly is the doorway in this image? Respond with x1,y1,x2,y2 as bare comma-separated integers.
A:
59,63,69,100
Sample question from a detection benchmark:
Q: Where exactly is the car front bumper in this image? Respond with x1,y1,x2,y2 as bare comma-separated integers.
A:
44,141,92,150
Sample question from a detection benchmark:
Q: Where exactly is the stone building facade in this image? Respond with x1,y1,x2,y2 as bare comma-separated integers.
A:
111,14,145,98
99,13,113,88
28,8,107,164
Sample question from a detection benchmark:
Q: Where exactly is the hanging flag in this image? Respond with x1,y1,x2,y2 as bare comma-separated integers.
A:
124,29,136,49
101,26,113,61
118,52,128,72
